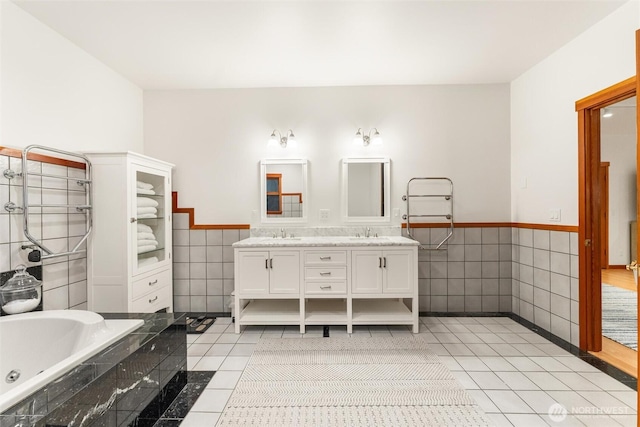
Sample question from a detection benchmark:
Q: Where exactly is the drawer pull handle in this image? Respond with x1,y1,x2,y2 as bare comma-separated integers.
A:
320,272,331,276
320,285,332,290
320,256,332,261
379,257,382,268
149,296,159,303
265,259,269,269
383,257,387,268
149,279,158,286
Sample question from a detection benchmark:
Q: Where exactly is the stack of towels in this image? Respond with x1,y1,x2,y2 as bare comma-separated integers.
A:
137,223,159,255
137,180,156,195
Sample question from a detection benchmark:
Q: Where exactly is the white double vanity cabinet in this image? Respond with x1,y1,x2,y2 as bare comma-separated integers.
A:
233,237,419,333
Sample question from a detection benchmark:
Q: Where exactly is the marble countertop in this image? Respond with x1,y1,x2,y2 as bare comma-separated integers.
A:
232,235,419,248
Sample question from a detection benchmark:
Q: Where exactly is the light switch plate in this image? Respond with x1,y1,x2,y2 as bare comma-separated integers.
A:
549,208,561,222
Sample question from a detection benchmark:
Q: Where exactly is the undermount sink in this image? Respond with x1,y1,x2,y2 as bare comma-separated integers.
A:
349,236,389,241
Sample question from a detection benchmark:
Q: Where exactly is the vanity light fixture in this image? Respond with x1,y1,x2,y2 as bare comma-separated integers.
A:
268,129,297,148
602,108,613,118
354,128,382,146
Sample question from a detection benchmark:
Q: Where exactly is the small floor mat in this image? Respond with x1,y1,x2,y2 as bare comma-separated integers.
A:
185,316,216,334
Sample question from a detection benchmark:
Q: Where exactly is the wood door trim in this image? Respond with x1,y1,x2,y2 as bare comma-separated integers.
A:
576,77,636,110
600,162,610,269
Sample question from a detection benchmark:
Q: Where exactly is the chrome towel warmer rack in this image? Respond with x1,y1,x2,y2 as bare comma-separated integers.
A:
3,145,92,261
402,177,453,250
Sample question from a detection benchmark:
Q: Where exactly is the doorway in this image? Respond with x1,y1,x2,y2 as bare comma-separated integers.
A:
599,96,638,376
577,79,638,378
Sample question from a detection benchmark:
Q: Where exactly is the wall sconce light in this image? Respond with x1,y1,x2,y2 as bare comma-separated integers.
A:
602,108,613,118
268,129,296,148
353,128,382,146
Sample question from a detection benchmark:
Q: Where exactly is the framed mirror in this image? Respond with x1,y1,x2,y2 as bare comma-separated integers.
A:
260,159,308,223
342,157,390,223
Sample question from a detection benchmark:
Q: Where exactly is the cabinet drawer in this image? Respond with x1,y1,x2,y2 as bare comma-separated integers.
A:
305,267,346,280
305,251,347,265
305,281,347,294
131,287,171,312
132,269,171,299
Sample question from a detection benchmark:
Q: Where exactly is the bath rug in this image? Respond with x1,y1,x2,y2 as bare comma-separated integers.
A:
186,316,216,334
217,336,492,426
602,283,637,351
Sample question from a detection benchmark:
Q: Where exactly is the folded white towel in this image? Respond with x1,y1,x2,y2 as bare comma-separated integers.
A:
138,239,159,247
137,197,159,208
137,231,156,241
138,213,158,219
137,188,156,196
137,207,158,215
138,256,159,267
137,244,158,254
137,223,153,233
137,181,154,190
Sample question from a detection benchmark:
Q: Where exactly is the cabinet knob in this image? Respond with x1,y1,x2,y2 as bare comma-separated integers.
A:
130,217,137,223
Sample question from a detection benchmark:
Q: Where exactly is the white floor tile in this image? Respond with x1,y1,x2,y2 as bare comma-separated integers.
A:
442,343,474,356
524,372,571,391
467,389,500,413
219,356,250,370
579,372,633,391
186,334,198,344
577,391,636,414
193,356,225,371
450,371,479,389
504,357,545,372
236,333,261,343
191,389,233,412
552,372,601,391
514,390,559,414
229,343,256,356
180,411,220,427
187,356,202,370
529,357,573,372
505,413,549,426
496,371,540,391
187,343,214,357
206,371,243,389
454,356,490,371
205,343,234,357
467,371,510,390
485,413,513,427
216,334,240,344
485,390,535,413
194,333,221,344
479,357,518,372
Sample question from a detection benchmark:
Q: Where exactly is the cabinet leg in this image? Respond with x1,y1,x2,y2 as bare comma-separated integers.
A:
300,324,306,334
347,324,352,334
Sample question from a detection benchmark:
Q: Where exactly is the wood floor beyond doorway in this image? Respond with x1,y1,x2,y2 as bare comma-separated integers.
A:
590,268,638,378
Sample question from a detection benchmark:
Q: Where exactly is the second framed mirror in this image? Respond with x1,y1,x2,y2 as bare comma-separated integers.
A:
342,157,390,223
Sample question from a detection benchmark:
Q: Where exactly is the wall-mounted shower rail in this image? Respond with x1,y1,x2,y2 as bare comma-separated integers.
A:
6,145,93,260
402,177,453,250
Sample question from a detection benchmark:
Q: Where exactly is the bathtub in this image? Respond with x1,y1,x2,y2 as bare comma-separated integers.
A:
0,310,143,413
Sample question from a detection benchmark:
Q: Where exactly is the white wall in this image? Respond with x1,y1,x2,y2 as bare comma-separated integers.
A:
144,84,510,226
511,0,639,226
601,105,637,265
0,1,143,153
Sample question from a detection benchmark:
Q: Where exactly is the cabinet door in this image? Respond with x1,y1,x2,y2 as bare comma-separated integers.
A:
383,250,413,293
132,163,171,276
237,251,270,294
351,251,383,294
270,251,300,294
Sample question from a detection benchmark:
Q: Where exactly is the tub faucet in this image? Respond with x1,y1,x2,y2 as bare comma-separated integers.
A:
365,227,371,238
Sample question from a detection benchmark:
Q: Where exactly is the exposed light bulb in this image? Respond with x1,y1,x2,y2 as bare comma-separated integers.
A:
371,129,383,146
353,129,364,145
268,131,279,148
602,108,613,118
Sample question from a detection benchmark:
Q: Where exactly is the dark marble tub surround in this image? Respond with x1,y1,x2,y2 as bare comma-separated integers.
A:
0,313,187,427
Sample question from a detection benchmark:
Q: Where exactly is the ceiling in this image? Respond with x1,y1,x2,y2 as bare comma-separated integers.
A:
13,0,627,90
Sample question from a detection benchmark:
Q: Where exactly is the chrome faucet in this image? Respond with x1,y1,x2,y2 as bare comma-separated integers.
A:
365,227,371,238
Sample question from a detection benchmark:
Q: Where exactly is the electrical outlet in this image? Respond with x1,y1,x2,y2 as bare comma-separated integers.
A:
549,208,561,222
319,209,330,220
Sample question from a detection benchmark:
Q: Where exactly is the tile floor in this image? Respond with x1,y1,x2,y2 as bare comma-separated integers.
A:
181,316,637,426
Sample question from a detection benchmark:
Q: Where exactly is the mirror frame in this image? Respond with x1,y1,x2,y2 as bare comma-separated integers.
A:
260,158,308,224
341,157,391,223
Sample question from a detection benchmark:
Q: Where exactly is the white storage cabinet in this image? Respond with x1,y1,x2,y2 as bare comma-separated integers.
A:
87,152,174,313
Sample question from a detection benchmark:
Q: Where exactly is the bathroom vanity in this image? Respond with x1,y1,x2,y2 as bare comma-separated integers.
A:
233,236,419,333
